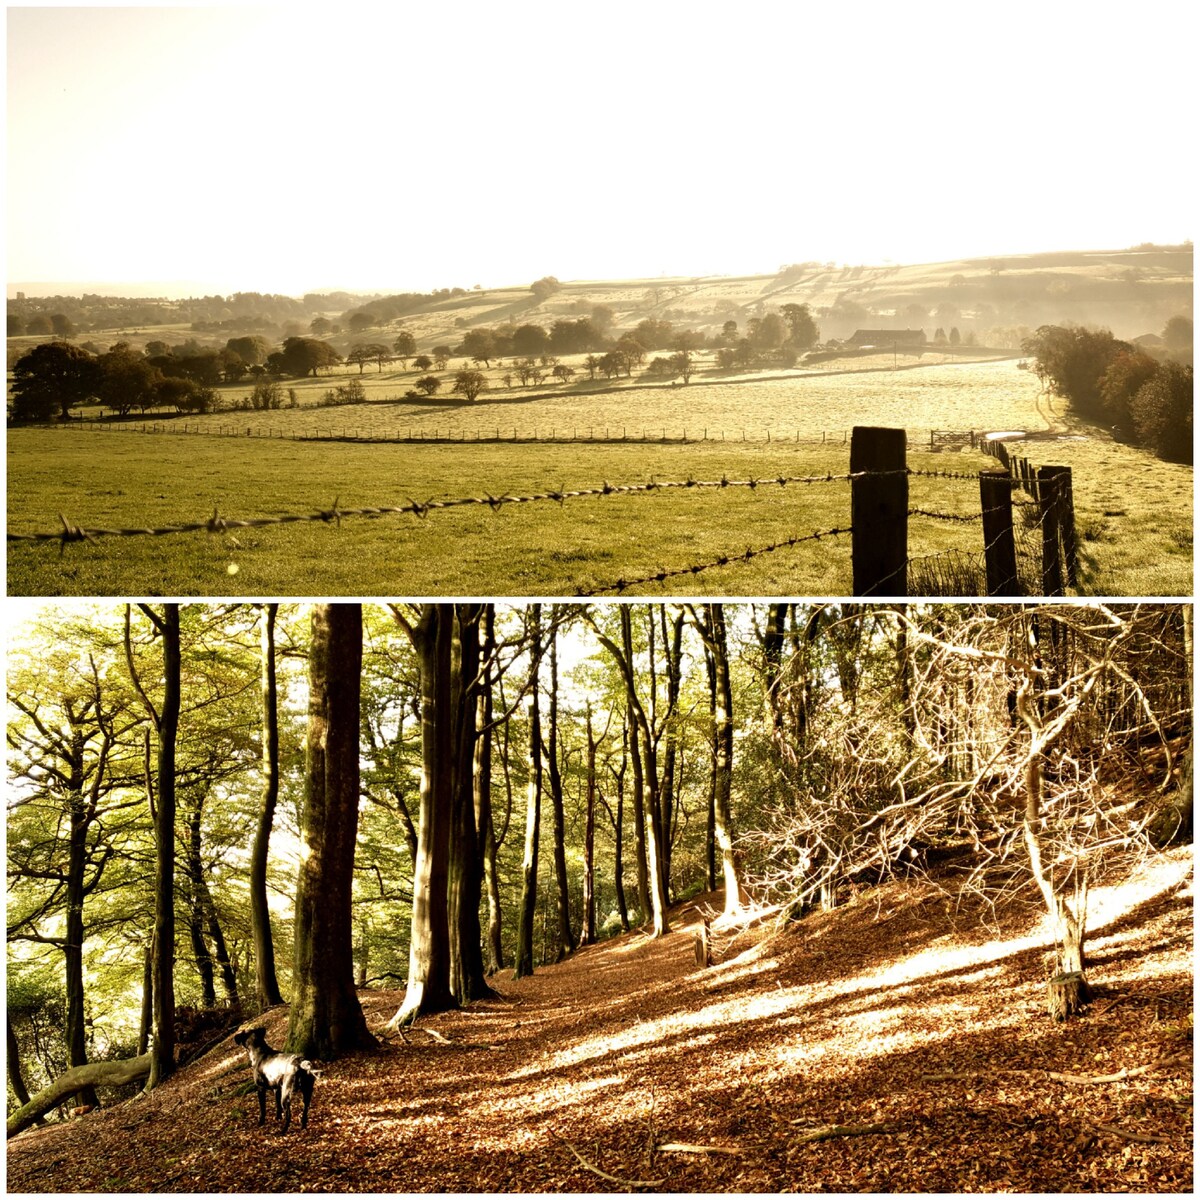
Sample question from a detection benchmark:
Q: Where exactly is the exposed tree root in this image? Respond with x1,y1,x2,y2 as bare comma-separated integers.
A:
923,1051,1189,1086
1087,1122,1176,1145
656,1141,744,1155
556,1136,666,1188
791,1121,900,1143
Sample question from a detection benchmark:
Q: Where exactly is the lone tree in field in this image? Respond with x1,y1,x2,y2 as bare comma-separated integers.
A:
415,375,441,396
280,337,342,378
454,369,487,402
392,330,416,366
288,604,376,1060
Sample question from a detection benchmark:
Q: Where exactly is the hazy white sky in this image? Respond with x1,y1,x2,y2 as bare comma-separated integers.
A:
6,1,1195,297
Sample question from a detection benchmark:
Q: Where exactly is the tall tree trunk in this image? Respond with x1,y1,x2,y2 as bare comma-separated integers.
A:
136,602,181,1092
762,602,789,732
447,605,495,1004
63,749,99,1109
658,607,684,895
390,605,456,1025
611,738,630,933
7,1019,33,1111
475,607,506,975
607,608,669,936
289,604,375,1057
185,797,217,1008
707,604,743,916
620,611,651,923
513,605,543,979
137,939,153,1056
197,872,238,1005
545,627,576,961
704,644,718,891
581,705,597,946
251,603,284,1010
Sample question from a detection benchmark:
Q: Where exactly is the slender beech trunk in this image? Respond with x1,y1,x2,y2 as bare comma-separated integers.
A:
620,613,651,923
137,939,153,1056
658,608,684,894
63,738,99,1109
128,602,181,1092
611,738,630,932
704,637,718,892
185,797,217,1007
606,609,669,936
7,1019,32,1110
475,607,506,974
514,605,543,978
390,605,456,1024
581,705,597,946
545,627,576,961
289,604,375,1057
763,602,789,732
448,604,495,1004
196,871,238,1005
251,603,284,1010
487,702,517,973
707,604,743,916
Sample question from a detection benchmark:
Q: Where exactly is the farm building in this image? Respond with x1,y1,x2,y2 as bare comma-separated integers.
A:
848,329,927,347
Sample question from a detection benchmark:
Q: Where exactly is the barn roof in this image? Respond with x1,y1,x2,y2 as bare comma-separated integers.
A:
848,328,927,344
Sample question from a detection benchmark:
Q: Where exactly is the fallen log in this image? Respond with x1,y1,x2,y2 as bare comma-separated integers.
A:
7,1054,152,1139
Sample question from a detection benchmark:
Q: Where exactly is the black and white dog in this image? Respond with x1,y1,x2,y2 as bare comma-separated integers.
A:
233,1026,319,1133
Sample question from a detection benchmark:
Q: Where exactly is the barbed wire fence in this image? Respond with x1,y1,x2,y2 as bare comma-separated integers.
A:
9,427,1076,596
44,419,995,449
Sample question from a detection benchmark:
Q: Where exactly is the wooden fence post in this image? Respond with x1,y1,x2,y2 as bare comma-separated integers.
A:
980,470,1019,596
1057,466,1079,587
850,426,908,596
1037,465,1067,596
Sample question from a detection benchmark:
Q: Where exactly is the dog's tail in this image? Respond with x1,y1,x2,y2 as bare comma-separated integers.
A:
299,1060,323,1077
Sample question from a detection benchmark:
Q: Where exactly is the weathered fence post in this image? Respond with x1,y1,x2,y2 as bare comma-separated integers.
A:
850,426,908,596
980,470,1019,596
1037,465,1069,596
1058,466,1079,587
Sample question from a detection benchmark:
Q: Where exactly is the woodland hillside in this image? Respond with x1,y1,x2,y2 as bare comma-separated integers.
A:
6,601,1193,1191
5,856,1192,1193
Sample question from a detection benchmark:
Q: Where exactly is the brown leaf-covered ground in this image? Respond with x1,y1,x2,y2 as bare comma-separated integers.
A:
8,849,1193,1193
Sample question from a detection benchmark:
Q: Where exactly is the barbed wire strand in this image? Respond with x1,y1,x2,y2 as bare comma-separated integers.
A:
579,527,854,597
8,471,873,549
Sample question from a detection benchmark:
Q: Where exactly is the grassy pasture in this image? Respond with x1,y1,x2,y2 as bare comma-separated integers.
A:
8,359,1190,597
91,358,1044,441
9,433,1001,597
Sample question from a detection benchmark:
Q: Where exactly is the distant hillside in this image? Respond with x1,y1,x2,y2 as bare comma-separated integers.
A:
7,245,1192,351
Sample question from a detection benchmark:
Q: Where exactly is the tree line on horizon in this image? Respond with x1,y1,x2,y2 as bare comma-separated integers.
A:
6,303,825,422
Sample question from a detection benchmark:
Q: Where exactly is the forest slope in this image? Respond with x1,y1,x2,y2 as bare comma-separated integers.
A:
6,850,1192,1194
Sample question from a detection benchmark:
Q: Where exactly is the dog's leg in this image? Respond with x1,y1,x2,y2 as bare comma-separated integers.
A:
278,1078,293,1134
255,1081,267,1127
300,1073,313,1128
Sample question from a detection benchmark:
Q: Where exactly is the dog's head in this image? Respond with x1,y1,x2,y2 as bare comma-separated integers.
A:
233,1026,267,1049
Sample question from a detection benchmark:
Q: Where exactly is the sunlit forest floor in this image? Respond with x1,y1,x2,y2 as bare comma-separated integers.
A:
7,848,1192,1193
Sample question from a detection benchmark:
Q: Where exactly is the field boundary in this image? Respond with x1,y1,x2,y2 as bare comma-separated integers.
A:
48,420,1024,450
9,428,1073,598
